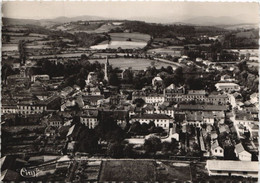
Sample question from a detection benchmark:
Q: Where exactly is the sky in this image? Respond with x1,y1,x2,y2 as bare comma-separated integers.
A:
2,1,259,23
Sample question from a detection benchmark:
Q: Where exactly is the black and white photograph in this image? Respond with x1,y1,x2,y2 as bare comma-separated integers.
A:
1,1,259,182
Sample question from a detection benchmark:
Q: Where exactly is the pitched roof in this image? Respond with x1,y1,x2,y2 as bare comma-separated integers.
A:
235,112,255,121
67,124,76,137
179,104,228,111
235,143,245,154
211,140,222,150
219,125,230,134
49,114,62,122
132,114,172,120
144,104,155,111
188,90,206,95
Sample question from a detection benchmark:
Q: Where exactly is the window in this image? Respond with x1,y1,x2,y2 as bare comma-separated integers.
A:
243,172,248,175
220,150,223,153
217,171,222,174
215,149,217,153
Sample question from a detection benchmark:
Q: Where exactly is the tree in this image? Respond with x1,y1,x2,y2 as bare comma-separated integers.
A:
144,136,161,154
123,69,133,84
18,40,26,65
173,67,184,85
76,78,86,89
123,144,134,158
161,141,171,153
80,54,88,61
78,128,98,154
133,98,145,107
107,142,123,158
129,121,142,135
109,72,120,86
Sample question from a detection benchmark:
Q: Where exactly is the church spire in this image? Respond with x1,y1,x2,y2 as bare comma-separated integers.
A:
104,56,109,81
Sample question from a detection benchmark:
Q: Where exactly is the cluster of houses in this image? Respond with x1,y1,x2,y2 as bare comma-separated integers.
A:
1,49,259,181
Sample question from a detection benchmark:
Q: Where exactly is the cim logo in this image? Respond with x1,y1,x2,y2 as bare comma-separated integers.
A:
20,167,40,178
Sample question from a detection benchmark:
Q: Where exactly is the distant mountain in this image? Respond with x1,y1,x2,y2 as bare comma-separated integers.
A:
2,17,41,26
2,15,109,27
3,15,258,29
45,15,109,23
180,16,258,26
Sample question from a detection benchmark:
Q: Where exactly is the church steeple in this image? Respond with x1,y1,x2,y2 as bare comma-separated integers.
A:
104,56,109,81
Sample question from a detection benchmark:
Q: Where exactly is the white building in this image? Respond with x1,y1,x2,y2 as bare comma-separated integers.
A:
210,140,224,157
206,160,258,178
215,83,240,93
130,114,173,131
31,75,50,82
235,143,252,161
145,94,165,106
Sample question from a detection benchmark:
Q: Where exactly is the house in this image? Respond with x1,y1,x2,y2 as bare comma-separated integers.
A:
31,75,50,82
132,90,146,101
45,126,58,137
186,113,203,127
112,110,129,129
219,125,230,135
250,93,258,105
60,86,74,98
145,94,165,106
17,101,47,115
90,87,101,95
164,85,185,102
85,72,98,85
206,160,258,178
130,114,173,131
144,104,155,114
235,143,252,161
220,74,235,82
211,140,224,157
79,110,99,129
196,58,203,62
247,124,259,139
48,114,63,127
1,102,18,114
235,112,258,126
82,95,104,107
207,94,229,105
179,104,228,112
158,106,175,118
215,83,240,93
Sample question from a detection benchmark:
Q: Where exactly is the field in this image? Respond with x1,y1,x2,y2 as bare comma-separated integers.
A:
91,32,150,49
25,45,51,49
10,36,43,43
29,52,90,59
99,160,156,182
29,33,48,38
99,160,193,182
2,32,26,36
235,30,258,39
2,44,18,51
147,47,183,56
91,41,147,49
109,32,150,42
63,22,122,34
88,58,177,70
247,61,259,68
157,161,192,182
